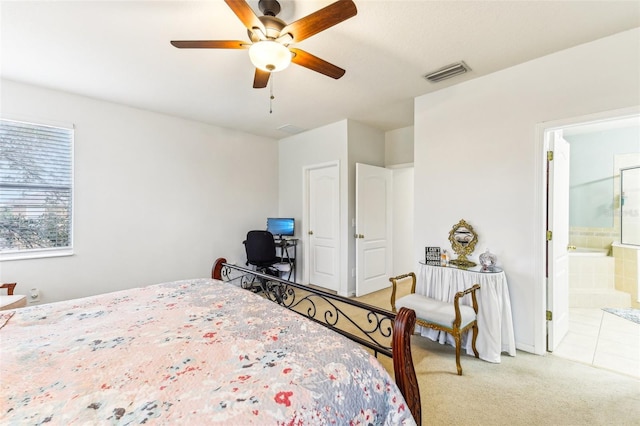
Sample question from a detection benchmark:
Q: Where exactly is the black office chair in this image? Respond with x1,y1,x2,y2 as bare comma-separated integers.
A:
243,230,280,276
243,230,285,298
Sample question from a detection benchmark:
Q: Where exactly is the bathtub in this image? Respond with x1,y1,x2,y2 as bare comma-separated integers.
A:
568,246,625,308
568,247,609,256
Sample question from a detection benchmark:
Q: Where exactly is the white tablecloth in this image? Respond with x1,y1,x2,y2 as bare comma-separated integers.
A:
417,262,516,363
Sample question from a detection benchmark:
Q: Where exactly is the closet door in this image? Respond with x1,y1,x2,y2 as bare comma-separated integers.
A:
308,164,339,291
355,163,392,297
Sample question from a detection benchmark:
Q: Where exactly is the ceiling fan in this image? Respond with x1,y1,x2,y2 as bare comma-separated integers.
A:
171,0,357,88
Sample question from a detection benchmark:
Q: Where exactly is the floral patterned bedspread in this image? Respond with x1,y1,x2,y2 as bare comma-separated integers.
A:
1,279,415,425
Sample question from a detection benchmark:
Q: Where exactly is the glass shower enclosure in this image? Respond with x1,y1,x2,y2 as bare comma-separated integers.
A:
621,166,640,246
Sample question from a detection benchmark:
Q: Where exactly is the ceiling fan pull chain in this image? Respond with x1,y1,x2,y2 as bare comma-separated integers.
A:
269,74,275,114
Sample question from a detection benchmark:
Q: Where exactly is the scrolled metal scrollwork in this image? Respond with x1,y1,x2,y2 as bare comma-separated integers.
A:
217,262,397,354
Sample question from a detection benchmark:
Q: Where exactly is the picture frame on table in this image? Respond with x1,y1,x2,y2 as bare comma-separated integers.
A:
425,246,441,266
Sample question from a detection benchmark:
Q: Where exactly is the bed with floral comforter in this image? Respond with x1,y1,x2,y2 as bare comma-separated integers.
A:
0,278,415,425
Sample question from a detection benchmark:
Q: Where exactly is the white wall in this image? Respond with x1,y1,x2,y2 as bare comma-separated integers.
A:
1,79,279,304
414,28,640,354
386,126,415,277
278,119,384,295
385,126,414,166
279,120,348,287
347,121,385,294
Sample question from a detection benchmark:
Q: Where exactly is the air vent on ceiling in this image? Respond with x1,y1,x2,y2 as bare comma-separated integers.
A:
277,124,307,135
423,61,470,83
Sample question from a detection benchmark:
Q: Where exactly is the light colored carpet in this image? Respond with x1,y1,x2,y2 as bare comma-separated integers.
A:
355,286,640,425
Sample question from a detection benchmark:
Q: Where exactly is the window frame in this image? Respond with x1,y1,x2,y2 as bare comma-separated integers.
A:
0,117,75,261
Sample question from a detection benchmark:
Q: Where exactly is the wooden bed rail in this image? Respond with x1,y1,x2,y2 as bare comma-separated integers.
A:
212,257,421,425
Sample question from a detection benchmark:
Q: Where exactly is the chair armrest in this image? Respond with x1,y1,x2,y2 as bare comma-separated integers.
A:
388,273,416,312
452,284,480,327
391,272,416,282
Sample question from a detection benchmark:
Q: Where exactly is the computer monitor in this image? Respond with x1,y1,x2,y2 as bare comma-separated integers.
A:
266,218,295,239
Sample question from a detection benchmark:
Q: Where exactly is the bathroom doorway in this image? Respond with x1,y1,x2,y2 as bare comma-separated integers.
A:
544,110,640,377
561,114,639,309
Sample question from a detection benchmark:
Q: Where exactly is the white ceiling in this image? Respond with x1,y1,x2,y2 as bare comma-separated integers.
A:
2,1,639,139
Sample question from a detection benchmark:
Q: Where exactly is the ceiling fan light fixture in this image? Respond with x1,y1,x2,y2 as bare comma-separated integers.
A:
249,41,291,72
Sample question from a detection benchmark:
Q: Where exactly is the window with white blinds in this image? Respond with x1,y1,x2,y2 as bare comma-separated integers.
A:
0,118,74,258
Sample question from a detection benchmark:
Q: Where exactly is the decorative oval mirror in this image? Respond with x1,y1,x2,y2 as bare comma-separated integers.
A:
448,219,478,267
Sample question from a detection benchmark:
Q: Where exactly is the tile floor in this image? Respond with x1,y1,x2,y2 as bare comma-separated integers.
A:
552,308,640,378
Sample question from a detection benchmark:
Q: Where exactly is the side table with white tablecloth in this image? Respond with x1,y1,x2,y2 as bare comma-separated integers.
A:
417,262,516,363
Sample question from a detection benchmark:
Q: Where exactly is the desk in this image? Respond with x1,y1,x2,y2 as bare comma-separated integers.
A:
417,262,516,363
274,239,297,281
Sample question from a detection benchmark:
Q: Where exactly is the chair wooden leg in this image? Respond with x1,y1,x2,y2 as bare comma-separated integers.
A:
471,322,479,359
454,334,462,375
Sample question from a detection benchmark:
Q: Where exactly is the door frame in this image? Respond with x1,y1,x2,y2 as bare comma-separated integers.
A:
533,106,640,355
389,163,414,277
302,160,341,287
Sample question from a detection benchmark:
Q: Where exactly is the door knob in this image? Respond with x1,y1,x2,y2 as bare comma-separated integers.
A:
308,230,314,235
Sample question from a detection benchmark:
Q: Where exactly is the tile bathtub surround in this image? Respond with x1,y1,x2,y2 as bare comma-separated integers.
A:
569,252,630,308
613,244,640,308
569,255,615,289
569,226,617,251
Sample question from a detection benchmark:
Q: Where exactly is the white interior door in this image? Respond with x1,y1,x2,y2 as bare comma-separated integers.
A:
547,130,571,351
355,163,392,297
308,164,339,291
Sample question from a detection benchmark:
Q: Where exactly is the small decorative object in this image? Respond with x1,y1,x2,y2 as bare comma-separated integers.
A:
441,249,449,267
448,219,478,267
479,249,497,271
425,247,441,266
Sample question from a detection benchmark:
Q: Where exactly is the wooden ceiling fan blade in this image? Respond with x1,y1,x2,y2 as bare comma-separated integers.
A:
290,48,345,79
224,0,266,34
253,68,270,88
280,0,357,43
171,40,248,49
